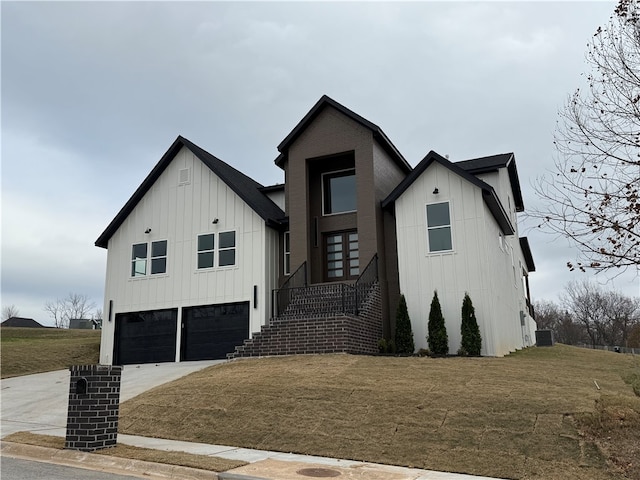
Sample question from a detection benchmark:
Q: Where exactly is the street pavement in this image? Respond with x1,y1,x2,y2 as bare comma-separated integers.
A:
1,456,144,480
1,361,503,480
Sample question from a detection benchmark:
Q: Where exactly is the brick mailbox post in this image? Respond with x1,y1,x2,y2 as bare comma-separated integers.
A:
65,364,122,452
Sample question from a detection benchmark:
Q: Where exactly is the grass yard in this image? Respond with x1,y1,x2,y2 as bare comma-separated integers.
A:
0,327,101,378
119,345,640,480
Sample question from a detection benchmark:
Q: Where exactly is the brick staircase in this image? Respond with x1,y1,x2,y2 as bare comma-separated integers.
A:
228,282,382,358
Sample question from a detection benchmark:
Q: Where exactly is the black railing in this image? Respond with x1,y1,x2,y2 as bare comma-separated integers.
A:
272,262,307,318
272,254,379,318
355,254,378,314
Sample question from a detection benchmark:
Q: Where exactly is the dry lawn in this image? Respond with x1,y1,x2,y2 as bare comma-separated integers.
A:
1,327,100,378
3,432,246,472
119,345,640,480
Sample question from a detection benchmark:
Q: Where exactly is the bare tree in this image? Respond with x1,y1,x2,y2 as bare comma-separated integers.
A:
601,290,640,345
530,0,640,273
44,293,96,329
2,304,19,321
561,280,608,347
533,299,586,345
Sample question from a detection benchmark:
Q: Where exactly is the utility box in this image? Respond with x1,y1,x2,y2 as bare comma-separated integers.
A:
65,364,122,452
535,329,555,347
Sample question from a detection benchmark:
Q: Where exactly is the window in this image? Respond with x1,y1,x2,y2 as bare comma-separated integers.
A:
151,240,167,274
284,231,291,275
197,234,215,269
131,243,147,277
426,202,452,252
323,169,356,215
218,231,236,267
131,240,167,277
197,231,237,269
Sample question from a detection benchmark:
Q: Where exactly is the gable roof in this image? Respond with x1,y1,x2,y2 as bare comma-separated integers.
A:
1,317,44,328
382,151,515,235
455,153,524,212
274,95,412,174
95,136,285,249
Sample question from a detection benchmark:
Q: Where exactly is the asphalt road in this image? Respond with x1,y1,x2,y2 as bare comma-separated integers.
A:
1,457,144,480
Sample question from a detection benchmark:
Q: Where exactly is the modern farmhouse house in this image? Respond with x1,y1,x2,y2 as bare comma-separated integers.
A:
96,95,536,365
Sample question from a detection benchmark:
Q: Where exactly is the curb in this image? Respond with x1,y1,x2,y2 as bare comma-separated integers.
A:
0,441,219,480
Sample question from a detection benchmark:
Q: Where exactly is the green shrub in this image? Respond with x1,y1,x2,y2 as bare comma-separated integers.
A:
427,291,448,355
378,338,387,354
395,295,415,355
460,293,482,356
387,338,397,355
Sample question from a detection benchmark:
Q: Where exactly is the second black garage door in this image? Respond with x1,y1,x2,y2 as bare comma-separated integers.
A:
181,302,249,361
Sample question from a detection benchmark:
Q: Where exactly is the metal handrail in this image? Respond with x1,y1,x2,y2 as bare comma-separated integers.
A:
272,262,307,317
272,254,379,318
354,254,378,314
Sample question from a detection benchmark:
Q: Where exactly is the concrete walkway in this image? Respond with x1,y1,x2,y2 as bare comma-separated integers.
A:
1,363,503,480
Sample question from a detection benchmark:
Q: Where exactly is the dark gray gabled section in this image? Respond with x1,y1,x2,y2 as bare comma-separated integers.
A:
456,152,524,212
95,136,286,248
274,95,412,174
382,151,515,235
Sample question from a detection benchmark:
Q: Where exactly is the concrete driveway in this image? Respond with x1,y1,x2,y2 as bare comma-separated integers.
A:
0,360,223,439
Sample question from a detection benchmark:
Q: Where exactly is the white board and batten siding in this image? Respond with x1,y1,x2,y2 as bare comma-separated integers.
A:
100,146,278,364
394,162,533,357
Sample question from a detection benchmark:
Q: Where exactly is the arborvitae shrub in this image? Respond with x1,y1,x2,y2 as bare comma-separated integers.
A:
460,293,482,356
395,295,415,355
427,291,449,355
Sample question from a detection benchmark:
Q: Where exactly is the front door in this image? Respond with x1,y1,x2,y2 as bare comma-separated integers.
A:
324,230,359,281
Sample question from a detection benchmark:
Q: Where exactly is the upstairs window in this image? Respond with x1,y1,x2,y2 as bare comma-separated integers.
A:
131,240,167,277
131,243,147,277
197,231,237,269
323,169,356,215
197,234,215,269
218,231,236,267
151,241,167,274
426,202,453,252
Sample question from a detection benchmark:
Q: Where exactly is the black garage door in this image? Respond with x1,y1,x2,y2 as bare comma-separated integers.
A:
181,302,249,361
114,309,177,365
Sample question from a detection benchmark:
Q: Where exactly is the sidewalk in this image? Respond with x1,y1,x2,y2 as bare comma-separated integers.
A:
2,432,503,480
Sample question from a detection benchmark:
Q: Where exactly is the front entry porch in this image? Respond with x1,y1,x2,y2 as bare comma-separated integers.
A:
228,255,382,358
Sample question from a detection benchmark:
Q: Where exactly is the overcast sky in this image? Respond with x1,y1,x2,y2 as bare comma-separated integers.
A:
2,1,638,326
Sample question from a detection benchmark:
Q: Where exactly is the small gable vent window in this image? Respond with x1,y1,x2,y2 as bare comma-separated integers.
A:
178,168,190,185
426,202,453,253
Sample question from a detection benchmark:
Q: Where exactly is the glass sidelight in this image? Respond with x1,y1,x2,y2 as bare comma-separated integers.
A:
325,230,359,281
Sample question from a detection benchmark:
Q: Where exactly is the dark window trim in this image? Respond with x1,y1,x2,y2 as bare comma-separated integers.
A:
321,168,357,216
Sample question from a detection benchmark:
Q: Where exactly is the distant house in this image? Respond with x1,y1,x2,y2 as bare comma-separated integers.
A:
69,318,101,330
1,317,44,328
96,95,536,365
